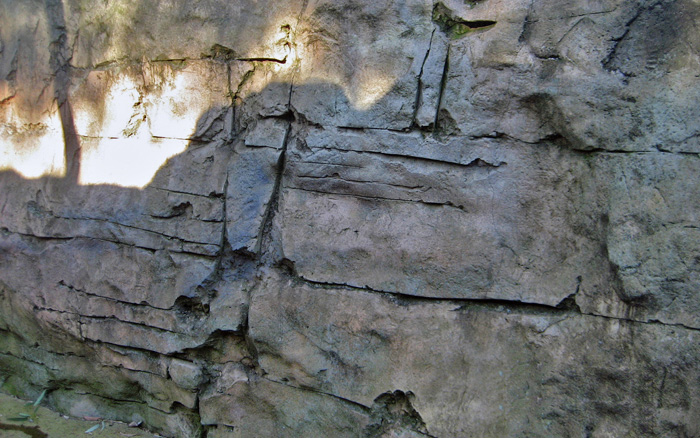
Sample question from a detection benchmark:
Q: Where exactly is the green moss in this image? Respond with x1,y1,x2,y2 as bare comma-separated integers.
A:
432,2,496,39
0,393,157,438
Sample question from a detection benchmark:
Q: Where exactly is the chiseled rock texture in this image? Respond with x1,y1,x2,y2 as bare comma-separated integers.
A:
1,0,699,436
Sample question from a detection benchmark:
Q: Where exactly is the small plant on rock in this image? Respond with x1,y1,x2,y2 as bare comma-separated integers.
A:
8,389,46,423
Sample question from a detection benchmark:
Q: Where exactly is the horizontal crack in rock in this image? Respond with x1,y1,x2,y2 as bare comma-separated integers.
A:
307,145,506,169
262,376,371,411
285,186,470,211
57,280,172,311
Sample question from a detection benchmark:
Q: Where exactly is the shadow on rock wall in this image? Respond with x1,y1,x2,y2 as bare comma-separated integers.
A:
0,76,447,436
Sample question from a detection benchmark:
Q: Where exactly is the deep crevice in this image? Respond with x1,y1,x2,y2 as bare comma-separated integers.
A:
336,125,412,134
306,144,505,169
602,4,647,70
282,269,699,331
432,2,497,39
412,28,436,129
289,271,572,313
285,185,470,211
236,56,287,64
56,280,171,312
364,390,435,438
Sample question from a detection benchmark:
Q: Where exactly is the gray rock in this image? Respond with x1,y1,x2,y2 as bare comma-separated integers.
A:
1,0,699,436
280,131,602,306
0,232,216,310
249,271,700,437
577,153,700,329
200,362,370,438
226,145,283,254
291,0,435,130
169,359,204,391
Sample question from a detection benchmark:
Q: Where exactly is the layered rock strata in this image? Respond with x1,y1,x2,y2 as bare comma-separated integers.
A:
1,0,699,436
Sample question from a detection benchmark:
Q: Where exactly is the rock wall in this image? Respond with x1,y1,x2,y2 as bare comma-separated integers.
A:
1,0,699,436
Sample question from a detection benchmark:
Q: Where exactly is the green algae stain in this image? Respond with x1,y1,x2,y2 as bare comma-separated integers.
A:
432,2,496,39
0,393,158,438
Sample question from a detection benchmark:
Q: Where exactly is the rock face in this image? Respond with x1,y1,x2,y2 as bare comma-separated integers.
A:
1,0,699,436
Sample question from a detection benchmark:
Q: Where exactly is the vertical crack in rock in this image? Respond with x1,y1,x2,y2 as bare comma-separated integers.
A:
255,10,305,261
254,111,294,262
231,66,257,131
555,276,583,312
216,176,230,263
433,46,450,133
601,4,646,71
225,62,236,142
242,310,262,374
519,0,536,43
412,28,435,129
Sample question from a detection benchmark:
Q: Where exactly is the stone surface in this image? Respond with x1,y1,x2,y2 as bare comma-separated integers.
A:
168,359,204,391
280,128,604,305
200,363,371,438
1,0,699,436
249,272,700,437
578,152,700,329
291,0,435,130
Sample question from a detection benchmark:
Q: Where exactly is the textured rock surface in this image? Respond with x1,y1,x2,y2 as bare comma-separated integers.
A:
1,0,699,436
